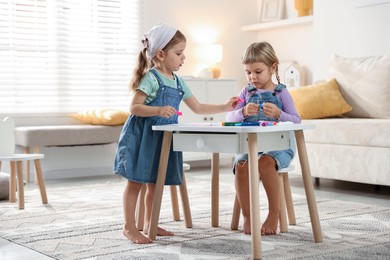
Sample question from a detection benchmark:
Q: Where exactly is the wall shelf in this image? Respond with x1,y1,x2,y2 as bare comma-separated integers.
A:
242,15,313,32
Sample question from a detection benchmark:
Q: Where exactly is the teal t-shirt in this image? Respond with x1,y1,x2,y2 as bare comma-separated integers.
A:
137,70,192,104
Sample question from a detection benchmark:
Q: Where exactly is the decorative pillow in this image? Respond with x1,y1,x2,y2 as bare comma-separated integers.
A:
289,79,352,119
73,108,130,125
329,54,390,118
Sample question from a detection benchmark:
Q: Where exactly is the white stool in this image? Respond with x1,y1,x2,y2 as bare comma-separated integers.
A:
0,117,47,209
230,165,296,233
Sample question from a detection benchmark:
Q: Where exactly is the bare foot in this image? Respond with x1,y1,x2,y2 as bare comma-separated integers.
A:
123,227,152,244
143,226,174,236
242,216,251,234
261,214,278,236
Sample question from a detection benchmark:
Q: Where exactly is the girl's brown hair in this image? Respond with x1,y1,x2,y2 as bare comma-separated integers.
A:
129,30,186,91
241,42,281,84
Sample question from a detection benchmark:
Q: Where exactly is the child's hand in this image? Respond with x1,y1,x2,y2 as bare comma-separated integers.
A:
226,97,240,111
158,106,177,118
262,102,281,119
242,102,260,117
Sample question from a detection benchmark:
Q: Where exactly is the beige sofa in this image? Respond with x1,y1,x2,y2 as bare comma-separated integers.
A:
291,54,390,187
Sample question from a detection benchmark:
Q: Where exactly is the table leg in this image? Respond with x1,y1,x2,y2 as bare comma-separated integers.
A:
16,161,25,209
211,153,219,227
295,130,323,243
247,133,261,260
148,131,172,240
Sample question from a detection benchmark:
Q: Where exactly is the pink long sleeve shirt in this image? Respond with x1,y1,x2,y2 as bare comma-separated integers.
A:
226,86,301,123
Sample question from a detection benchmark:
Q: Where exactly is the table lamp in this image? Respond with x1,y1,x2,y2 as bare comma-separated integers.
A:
196,44,223,78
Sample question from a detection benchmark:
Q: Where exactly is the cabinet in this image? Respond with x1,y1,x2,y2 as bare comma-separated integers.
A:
178,79,238,162
179,79,238,124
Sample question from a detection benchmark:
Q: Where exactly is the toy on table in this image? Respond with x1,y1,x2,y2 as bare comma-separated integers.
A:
220,121,295,127
222,122,260,126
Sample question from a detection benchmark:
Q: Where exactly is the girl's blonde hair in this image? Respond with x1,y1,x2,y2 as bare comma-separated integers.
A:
129,30,186,91
241,42,281,84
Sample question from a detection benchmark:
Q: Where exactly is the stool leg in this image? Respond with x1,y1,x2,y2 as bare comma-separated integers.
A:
33,146,40,185
9,161,17,203
33,146,47,204
24,147,30,183
231,195,241,230
170,185,180,221
34,158,48,204
179,173,192,228
283,173,296,225
278,173,288,233
136,184,146,231
16,161,25,209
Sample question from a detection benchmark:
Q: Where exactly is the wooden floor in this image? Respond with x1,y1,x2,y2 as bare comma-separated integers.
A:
1,163,390,260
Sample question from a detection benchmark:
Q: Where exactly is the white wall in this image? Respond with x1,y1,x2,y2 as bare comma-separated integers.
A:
242,0,390,84
141,1,316,85
313,0,390,81
251,23,314,85
250,0,314,85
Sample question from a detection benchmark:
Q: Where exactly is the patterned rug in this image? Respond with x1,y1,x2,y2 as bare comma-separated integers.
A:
0,178,389,260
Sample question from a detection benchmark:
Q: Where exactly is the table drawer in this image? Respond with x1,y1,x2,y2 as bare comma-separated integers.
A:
173,131,291,154
238,131,290,153
173,133,239,153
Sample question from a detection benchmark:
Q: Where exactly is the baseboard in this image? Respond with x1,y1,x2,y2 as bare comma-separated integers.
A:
29,167,114,181
30,158,233,181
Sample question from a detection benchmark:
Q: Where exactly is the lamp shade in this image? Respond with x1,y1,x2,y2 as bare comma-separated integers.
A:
196,44,223,78
196,44,223,64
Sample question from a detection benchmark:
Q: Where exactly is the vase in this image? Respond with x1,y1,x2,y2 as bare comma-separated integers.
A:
294,0,313,17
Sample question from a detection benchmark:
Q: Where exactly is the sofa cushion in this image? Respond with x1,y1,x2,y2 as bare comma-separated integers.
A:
302,118,390,148
289,79,352,119
329,54,390,118
15,125,123,147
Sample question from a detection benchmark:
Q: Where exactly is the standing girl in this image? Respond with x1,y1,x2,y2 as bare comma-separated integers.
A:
226,42,301,236
114,24,238,244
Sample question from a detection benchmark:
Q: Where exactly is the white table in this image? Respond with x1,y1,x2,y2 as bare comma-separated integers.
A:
151,123,323,259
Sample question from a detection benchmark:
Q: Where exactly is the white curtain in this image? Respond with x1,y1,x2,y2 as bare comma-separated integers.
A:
0,0,140,115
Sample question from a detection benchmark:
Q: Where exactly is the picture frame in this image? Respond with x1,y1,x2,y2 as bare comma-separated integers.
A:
258,0,285,23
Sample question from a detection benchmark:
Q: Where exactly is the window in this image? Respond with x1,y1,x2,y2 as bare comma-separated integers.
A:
0,0,140,115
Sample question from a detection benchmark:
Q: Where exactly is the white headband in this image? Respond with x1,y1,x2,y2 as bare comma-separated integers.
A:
143,24,177,59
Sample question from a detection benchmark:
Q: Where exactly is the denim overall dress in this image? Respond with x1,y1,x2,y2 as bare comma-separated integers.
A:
233,83,294,171
114,68,184,185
